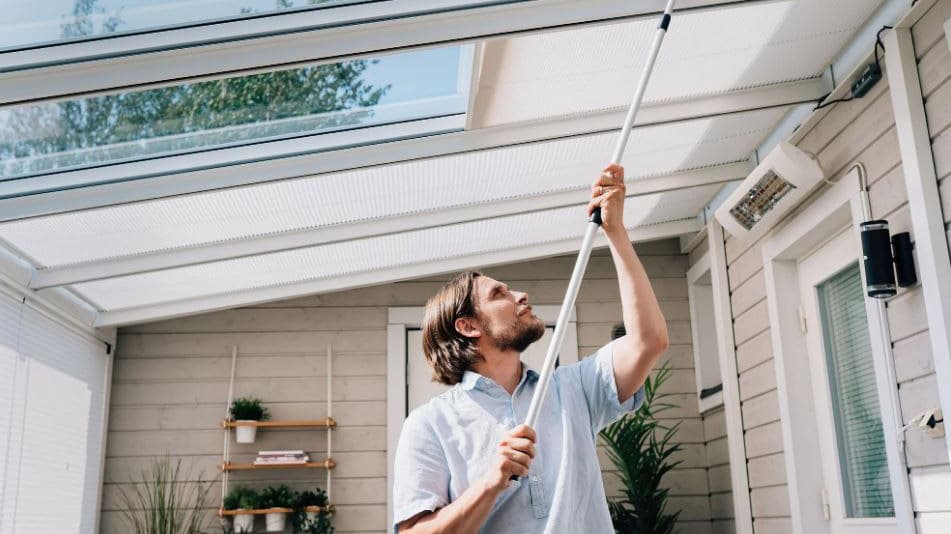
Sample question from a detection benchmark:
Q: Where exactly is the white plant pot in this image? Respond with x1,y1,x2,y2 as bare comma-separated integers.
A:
265,511,287,532
233,513,254,533
235,421,257,443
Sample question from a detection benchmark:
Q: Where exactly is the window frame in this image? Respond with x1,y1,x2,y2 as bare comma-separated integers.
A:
686,249,724,414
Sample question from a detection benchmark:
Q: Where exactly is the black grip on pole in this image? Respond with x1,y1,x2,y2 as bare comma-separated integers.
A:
590,207,603,226
509,474,519,482
659,13,671,30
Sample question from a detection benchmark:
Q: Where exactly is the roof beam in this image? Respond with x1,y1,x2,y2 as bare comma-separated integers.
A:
0,76,826,222
92,218,699,327
0,0,772,105
30,162,749,289
0,241,100,333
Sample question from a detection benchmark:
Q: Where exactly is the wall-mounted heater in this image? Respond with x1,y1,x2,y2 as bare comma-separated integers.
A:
715,142,824,242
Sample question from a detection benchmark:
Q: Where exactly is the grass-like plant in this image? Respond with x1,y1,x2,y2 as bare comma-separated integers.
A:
229,396,270,421
222,486,259,510
599,362,682,534
259,485,295,509
115,455,215,534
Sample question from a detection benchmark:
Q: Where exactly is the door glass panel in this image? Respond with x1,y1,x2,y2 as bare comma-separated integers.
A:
817,263,894,518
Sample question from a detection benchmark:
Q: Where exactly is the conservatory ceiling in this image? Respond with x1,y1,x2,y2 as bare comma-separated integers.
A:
0,0,889,327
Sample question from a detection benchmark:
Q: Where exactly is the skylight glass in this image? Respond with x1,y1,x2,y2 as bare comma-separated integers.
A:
2,0,367,50
0,45,470,180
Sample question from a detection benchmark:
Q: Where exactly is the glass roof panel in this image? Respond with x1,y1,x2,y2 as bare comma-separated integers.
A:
2,0,373,50
0,45,470,181
0,106,790,268
472,0,882,127
71,184,719,311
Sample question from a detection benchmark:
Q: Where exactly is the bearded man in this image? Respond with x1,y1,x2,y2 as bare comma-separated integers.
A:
393,164,670,533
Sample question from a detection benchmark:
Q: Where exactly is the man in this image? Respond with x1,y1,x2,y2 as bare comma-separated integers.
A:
393,164,669,533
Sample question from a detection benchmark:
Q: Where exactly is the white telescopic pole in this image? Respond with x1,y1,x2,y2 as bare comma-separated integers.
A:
518,0,676,444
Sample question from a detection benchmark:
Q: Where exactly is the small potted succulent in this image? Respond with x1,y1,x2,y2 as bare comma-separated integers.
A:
259,484,295,532
223,486,259,533
230,396,270,444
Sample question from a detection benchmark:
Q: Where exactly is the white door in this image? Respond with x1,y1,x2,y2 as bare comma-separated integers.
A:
798,228,896,533
406,327,556,414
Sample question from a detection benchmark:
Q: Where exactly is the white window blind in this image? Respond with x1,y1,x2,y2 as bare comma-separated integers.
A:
817,263,894,518
0,292,109,533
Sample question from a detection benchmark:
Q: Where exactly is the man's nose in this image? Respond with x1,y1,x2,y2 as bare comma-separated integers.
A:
514,291,529,304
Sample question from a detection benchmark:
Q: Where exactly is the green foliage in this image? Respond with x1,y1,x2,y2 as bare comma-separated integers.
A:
229,397,270,421
294,489,329,508
599,363,683,534
259,485,295,508
115,455,215,534
223,486,259,510
292,488,333,534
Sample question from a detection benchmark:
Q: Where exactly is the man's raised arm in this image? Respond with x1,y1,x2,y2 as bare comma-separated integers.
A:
587,164,670,402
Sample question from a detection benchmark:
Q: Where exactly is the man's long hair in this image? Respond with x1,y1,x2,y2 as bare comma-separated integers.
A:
422,271,483,385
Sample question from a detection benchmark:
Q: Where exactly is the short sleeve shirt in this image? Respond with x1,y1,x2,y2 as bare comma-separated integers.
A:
392,340,645,533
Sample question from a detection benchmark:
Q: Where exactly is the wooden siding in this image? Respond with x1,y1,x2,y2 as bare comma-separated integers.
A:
708,2,951,531
102,240,712,533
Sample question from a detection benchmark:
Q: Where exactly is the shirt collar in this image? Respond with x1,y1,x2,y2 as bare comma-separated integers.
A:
459,363,539,393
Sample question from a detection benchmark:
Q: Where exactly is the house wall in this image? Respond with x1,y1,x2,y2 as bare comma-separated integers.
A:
685,232,736,534
100,239,714,533
703,406,735,534
709,2,951,533
910,1,951,531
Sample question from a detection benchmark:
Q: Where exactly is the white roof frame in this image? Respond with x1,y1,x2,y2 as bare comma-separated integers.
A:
0,242,98,330
30,162,749,289
0,76,826,221
0,0,771,105
92,218,699,327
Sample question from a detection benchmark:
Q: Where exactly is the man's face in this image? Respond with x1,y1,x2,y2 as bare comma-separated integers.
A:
473,276,545,352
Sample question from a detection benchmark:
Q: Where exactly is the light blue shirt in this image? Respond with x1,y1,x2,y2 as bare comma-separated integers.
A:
393,341,645,533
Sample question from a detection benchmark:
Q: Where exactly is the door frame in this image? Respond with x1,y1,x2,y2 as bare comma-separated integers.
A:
385,304,577,526
798,228,894,531
759,166,914,534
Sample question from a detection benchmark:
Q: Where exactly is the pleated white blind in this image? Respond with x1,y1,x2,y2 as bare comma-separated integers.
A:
0,293,23,526
0,292,109,533
817,264,894,518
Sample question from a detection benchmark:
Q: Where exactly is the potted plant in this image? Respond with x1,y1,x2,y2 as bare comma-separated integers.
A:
223,486,259,533
115,455,215,534
259,484,295,532
600,362,682,534
293,488,333,533
230,396,270,443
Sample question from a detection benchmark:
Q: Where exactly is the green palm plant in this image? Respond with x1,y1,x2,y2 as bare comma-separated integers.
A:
115,455,215,534
599,362,682,534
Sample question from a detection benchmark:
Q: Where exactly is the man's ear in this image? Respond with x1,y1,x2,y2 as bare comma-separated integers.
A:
454,317,482,339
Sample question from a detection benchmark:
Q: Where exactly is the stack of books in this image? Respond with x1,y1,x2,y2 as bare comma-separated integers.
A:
254,450,310,465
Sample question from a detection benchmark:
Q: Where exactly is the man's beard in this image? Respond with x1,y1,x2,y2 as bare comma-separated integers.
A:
483,314,546,353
